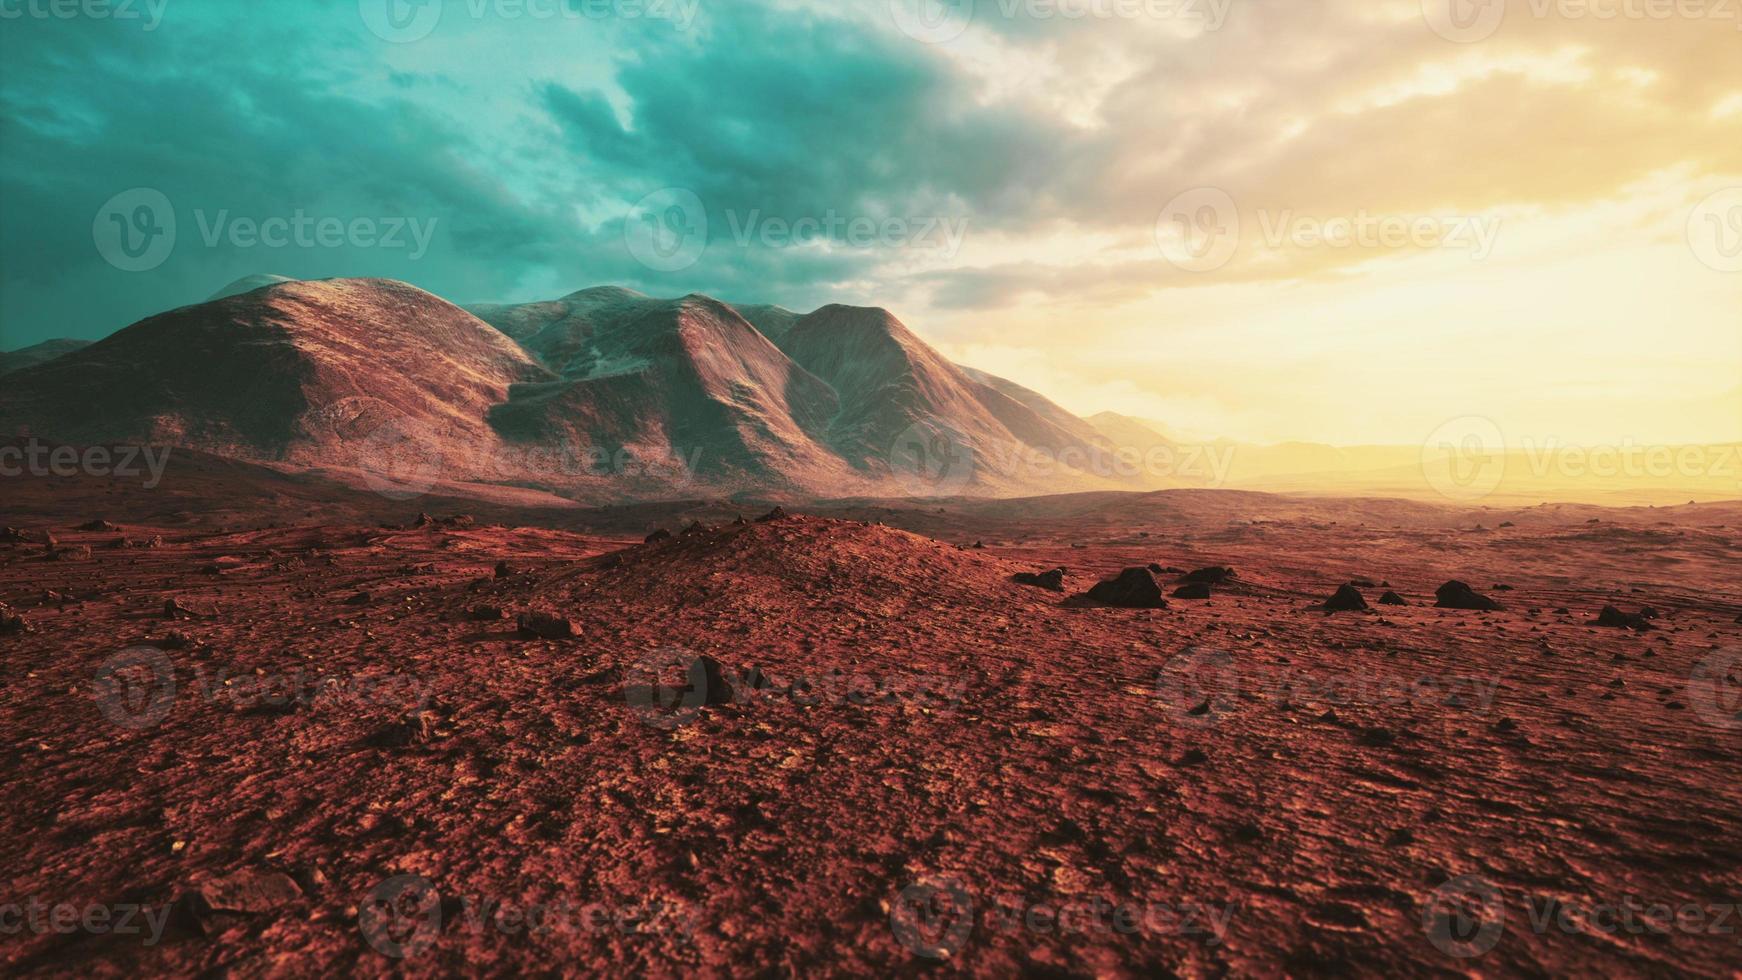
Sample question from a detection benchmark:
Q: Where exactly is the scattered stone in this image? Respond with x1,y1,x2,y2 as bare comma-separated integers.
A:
189,870,303,916
1495,718,1518,734
644,529,673,544
1435,581,1501,611
48,545,93,562
1594,606,1654,631
1358,726,1396,747
1013,568,1067,592
0,527,26,544
0,602,33,636
1378,591,1408,606
1349,577,1377,588
517,611,578,640
1322,585,1369,612
342,591,372,606
1318,709,1340,724
758,507,789,523
494,560,514,580
1493,584,1514,591
681,521,710,537
163,598,200,620
1178,748,1208,766
78,520,121,532
467,605,507,622
1180,566,1236,585
1085,568,1169,609
1172,583,1213,600
1385,828,1416,847
972,540,986,549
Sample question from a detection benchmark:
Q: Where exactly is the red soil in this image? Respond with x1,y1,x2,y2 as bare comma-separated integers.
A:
2,487,1740,975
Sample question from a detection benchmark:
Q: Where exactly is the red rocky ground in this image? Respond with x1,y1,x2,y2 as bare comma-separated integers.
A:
2,478,1741,976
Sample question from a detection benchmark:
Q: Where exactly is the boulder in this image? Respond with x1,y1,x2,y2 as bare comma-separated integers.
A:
189,870,303,916
1180,566,1236,585
0,602,32,636
78,520,121,532
1085,568,1169,609
517,611,578,640
1323,585,1369,612
644,529,673,544
1172,583,1213,600
758,507,789,523
1594,606,1654,631
1013,568,1067,592
1435,581,1501,611
1378,591,1408,606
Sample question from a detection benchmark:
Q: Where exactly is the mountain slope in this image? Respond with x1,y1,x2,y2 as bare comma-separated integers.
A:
0,279,551,471
209,273,297,302
0,339,91,377
486,294,855,491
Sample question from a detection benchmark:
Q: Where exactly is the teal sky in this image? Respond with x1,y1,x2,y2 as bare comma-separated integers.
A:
3,0,1738,445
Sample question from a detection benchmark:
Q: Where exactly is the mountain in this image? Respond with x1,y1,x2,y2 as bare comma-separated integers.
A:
485,292,856,493
1086,411,1178,452
208,273,298,301
5,280,1152,499
0,339,91,377
0,278,551,477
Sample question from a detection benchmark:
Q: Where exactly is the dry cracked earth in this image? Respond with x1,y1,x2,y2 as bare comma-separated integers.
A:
3,482,1741,977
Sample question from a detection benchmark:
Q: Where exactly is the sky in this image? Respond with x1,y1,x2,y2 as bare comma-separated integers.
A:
1,0,1738,447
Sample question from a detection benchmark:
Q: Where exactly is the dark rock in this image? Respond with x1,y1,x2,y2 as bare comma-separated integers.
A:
189,870,302,916
0,602,32,636
78,520,121,532
163,599,199,620
1435,581,1501,611
1085,568,1169,609
1172,582,1212,600
1178,748,1208,766
48,545,92,562
343,591,372,606
1349,577,1377,588
1013,568,1067,592
644,529,673,544
1323,585,1369,612
413,512,435,528
1386,828,1416,847
467,605,507,622
1358,726,1397,747
517,611,578,640
0,527,26,544
972,540,986,549
494,560,514,580
1378,591,1408,606
758,507,789,523
1594,606,1654,631
681,521,710,537
1180,566,1236,585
